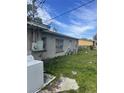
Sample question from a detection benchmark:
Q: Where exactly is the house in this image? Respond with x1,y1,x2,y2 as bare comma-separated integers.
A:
27,22,78,60
78,39,93,47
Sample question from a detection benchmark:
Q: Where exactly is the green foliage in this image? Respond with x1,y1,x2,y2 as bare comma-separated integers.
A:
27,3,38,18
89,45,94,50
27,3,42,24
34,17,42,24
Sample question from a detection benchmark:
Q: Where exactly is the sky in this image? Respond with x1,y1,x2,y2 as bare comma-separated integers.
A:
28,0,97,39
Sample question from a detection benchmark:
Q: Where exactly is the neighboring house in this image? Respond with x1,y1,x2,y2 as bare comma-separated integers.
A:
27,22,78,60
78,39,93,47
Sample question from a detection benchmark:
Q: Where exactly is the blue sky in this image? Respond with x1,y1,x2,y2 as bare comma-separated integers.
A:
28,0,97,39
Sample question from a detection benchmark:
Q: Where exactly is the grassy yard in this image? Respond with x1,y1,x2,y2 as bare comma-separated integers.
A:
44,49,97,93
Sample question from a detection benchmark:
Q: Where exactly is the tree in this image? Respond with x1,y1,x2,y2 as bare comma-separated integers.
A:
27,3,38,21
34,17,42,24
27,0,42,24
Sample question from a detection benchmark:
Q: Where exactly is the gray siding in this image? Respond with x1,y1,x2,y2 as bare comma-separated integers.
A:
27,30,78,60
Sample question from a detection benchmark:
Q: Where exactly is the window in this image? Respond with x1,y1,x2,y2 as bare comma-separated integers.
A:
56,39,64,53
42,37,46,50
69,40,72,42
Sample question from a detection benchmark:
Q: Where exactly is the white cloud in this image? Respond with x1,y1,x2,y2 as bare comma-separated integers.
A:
53,20,68,28
70,2,97,21
36,4,96,38
64,25,95,38
52,19,94,37
37,5,58,25
69,5,97,27
65,6,97,38
70,25,94,34
37,8,52,24
73,8,96,21
51,20,95,38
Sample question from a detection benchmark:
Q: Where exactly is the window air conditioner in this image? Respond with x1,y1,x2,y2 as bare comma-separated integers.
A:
32,40,43,51
37,40,43,50
32,42,38,51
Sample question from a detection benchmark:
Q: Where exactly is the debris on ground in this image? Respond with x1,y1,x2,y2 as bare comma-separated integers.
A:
55,77,79,92
72,71,77,75
43,73,56,87
89,61,93,64
41,77,79,93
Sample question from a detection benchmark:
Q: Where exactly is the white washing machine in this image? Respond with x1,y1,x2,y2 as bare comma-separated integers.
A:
27,55,44,93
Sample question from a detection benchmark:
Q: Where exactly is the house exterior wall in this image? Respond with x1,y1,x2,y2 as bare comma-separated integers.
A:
27,31,33,55
78,40,93,46
27,29,78,60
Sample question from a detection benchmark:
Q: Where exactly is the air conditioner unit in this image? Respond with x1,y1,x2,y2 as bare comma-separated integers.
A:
32,40,43,51
27,55,44,93
37,40,43,50
32,42,38,51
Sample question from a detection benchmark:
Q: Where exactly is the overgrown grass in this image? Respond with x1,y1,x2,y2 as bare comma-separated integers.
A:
44,49,97,93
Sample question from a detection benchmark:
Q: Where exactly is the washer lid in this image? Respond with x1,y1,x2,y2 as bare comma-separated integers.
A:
27,60,42,67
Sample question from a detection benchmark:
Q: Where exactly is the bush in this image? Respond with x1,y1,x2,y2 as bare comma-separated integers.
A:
78,46,90,52
89,45,94,50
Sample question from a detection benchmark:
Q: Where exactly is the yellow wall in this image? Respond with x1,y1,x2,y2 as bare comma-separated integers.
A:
78,40,93,46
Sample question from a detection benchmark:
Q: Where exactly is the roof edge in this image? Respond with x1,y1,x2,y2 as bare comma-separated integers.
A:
27,21,79,40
